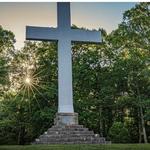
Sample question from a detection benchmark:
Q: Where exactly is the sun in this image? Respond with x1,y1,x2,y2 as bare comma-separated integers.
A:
24,77,31,85
13,65,50,111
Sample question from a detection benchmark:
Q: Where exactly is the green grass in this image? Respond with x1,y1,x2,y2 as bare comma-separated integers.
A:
0,144,150,150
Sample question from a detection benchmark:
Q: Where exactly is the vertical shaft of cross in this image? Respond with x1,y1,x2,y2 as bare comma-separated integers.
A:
57,3,74,113
57,2,70,29
58,39,74,113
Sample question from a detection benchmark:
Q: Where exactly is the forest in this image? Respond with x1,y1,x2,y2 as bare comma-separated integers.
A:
0,3,149,145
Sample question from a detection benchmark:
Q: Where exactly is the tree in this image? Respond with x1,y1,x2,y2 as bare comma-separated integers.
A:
109,122,130,143
0,26,15,96
0,41,58,144
107,2,150,143
0,3,150,144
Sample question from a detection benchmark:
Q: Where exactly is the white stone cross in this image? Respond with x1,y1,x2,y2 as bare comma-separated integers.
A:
26,2,101,113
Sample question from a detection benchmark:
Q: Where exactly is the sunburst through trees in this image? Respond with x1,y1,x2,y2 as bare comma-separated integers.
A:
11,41,57,112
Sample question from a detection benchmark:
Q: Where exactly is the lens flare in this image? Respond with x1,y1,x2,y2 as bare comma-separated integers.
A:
24,77,31,85
13,64,54,112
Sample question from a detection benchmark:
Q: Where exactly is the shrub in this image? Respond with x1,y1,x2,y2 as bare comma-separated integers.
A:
109,122,130,143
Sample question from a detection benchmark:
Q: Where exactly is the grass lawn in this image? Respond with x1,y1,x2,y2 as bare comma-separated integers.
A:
0,144,150,150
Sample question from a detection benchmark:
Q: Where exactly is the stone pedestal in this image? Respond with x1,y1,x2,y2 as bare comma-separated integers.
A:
54,113,78,126
32,113,110,144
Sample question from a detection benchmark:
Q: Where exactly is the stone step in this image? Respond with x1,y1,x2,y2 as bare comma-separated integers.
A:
34,139,105,144
39,134,100,139
34,140,106,144
48,127,89,132
39,136,105,142
34,136,106,144
52,125,84,129
46,130,94,135
33,125,108,144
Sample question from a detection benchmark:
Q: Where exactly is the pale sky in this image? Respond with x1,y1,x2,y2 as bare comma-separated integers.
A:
0,2,137,49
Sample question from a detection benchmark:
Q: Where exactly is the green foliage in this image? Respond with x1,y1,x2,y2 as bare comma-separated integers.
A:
109,122,130,143
0,41,58,145
0,26,15,96
0,25,15,53
0,2,150,144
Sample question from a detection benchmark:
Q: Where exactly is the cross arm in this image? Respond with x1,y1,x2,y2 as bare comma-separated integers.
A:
26,26,59,41
70,29,102,43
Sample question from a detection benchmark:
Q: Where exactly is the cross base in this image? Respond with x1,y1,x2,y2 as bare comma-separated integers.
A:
54,113,78,126
32,113,111,144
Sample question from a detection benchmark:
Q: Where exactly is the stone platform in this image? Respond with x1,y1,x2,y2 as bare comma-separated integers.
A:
33,113,109,144
34,125,107,144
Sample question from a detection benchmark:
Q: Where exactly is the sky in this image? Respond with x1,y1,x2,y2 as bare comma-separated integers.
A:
0,2,137,49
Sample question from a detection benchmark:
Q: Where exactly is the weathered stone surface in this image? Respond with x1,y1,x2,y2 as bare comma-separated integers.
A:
33,125,108,144
54,113,78,126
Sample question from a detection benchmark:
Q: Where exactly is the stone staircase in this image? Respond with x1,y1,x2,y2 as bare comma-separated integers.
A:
33,125,108,144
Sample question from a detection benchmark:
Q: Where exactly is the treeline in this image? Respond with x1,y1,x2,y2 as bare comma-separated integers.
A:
0,3,149,144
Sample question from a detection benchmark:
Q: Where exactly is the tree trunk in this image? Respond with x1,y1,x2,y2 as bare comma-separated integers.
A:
137,85,148,143
99,107,103,137
138,108,142,143
18,126,25,145
139,106,148,143
17,126,21,145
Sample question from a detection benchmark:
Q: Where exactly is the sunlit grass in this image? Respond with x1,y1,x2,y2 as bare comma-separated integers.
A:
0,144,150,150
